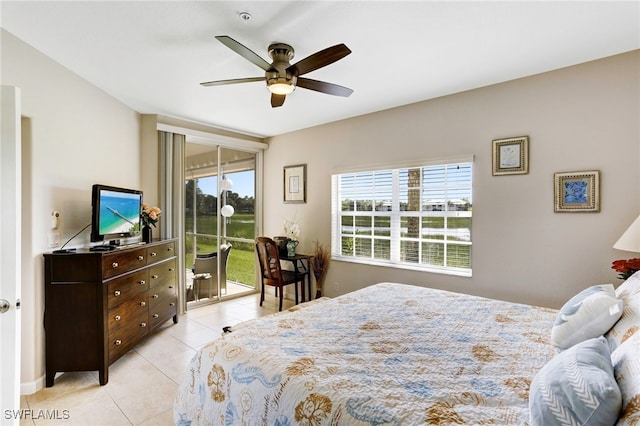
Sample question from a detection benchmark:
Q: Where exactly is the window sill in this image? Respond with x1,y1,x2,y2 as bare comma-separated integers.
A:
331,255,472,278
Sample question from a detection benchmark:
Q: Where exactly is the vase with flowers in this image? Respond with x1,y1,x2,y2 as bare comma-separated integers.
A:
141,204,161,243
611,258,640,280
283,218,300,257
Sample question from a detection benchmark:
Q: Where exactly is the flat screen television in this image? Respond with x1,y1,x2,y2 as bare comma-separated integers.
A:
91,184,143,243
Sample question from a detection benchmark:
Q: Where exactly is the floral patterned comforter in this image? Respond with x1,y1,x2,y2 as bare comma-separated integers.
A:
174,283,557,425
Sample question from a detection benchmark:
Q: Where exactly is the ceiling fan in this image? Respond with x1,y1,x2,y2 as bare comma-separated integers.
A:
201,36,353,108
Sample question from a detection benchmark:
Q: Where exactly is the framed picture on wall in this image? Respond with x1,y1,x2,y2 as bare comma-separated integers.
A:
492,136,529,175
554,170,600,212
284,164,307,203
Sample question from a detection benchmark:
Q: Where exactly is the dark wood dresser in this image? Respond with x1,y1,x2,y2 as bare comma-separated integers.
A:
43,239,178,387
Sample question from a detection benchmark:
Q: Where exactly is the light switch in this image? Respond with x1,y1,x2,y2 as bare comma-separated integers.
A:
48,231,61,248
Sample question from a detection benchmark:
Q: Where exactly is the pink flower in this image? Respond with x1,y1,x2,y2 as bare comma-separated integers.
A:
141,203,162,228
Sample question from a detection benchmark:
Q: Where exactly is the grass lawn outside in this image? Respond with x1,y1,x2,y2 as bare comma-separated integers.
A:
185,214,256,288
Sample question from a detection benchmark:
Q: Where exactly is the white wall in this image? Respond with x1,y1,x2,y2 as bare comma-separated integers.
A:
264,50,640,309
1,29,142,393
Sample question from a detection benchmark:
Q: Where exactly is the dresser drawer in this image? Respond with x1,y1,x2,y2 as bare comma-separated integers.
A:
102,248,147,279
107,270,149,309
149,296,177,329
108,311,149,363
147,241,175,264
148,259,176,290
149,280,177,308
108,294,149,332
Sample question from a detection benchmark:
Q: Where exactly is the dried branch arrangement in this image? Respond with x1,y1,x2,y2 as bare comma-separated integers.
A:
310,241,331,299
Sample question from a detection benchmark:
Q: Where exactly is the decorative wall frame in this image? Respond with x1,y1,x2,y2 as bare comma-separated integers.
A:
554,170,600,212
492,136,529,176
283,164,307,204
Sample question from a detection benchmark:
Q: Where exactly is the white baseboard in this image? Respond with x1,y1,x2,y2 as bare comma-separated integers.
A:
21,375,44,395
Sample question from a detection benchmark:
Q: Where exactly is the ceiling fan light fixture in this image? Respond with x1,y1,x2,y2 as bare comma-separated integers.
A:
267,78,295,95
203,36,353,106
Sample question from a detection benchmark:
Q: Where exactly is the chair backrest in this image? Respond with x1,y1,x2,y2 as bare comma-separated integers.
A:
218,243,232,274
193,253,216,275
193,244,232,275
255,237,283,286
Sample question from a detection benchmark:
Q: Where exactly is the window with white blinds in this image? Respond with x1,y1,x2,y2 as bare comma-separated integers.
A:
331,161,472,276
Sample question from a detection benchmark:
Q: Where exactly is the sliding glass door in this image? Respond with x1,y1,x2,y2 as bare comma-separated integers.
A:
184,144,257,307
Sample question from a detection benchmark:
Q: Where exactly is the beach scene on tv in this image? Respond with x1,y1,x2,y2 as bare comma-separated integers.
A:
98,190,141,235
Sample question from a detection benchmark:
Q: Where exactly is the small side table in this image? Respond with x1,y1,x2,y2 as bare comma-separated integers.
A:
280,253,312,302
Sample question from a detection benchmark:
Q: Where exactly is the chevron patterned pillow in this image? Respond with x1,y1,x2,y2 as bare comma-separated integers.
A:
529,336,622,426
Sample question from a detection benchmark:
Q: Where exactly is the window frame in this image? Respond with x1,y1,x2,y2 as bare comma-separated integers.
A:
331,157,473,277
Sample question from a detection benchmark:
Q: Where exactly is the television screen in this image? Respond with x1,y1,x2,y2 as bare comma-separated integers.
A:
91,185,143,242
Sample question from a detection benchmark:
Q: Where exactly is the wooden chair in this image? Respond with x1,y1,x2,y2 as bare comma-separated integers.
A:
255,237,302,311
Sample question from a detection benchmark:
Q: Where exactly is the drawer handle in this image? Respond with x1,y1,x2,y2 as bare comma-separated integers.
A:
167,247,173,252
140,301,146,307
152,274,159,279
139,280,146,285
152,313,159,319
152,294,159,299
140,322,147,328
168,286,174,290
169,302,175,307
114,315,121,321
114,339,122,346
114,290,121,297
137,255,144,261
112,262,119,268
150,252,157,257
168,268,174,272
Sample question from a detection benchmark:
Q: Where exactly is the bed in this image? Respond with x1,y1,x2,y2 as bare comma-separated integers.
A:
174,279,639,425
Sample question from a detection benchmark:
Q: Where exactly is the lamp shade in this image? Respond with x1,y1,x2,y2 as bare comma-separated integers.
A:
220,177,233,191
613,214,640,252
221,205,234,217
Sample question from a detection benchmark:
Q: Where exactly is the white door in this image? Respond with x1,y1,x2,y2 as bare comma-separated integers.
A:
0,86,22,425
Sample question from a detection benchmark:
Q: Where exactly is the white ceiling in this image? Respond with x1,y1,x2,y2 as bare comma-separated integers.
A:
2,1,639,138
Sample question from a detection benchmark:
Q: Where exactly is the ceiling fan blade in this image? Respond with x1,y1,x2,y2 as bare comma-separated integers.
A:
288,44,351,76
215,35,271,71
297,78,353,97
200,77,264,87
271,93,286,108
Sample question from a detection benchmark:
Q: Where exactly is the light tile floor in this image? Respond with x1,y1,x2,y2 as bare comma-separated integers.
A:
20,291,294,426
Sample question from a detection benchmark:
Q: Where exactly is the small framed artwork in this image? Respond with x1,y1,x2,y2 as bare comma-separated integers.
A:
283,164,307,204
492,136,529,176
554,170,600,212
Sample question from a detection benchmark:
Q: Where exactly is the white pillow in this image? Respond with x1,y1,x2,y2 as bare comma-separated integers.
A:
606,271,640,352
611,331,640,425
551,284,623,350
